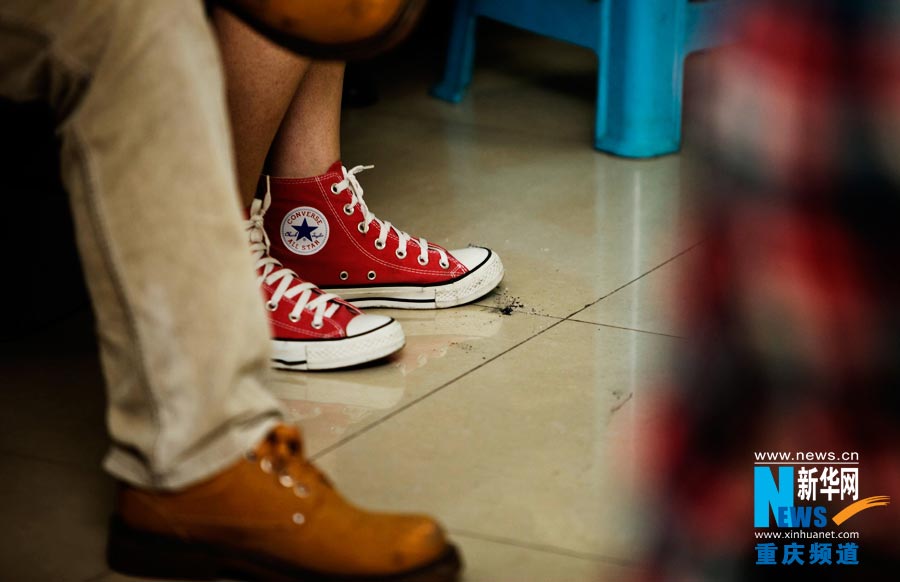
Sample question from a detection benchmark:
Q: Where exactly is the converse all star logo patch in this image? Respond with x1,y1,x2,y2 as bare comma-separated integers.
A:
281,206,329,255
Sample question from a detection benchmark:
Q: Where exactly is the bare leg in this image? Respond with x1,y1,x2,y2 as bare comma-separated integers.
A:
267,60,346,179
212,8,311,205
213,6,503,322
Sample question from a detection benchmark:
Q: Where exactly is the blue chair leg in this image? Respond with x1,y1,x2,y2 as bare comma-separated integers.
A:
595,0,687,157
430,0,478,103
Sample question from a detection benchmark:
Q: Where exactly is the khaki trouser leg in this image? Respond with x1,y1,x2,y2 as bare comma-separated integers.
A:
0,0,284,490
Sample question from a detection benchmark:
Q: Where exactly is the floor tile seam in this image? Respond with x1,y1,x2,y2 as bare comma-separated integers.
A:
310,317,567,461
310,244,702,460
473,305,566,321
449,528,639,567
564,320,684,339
563,241,703,321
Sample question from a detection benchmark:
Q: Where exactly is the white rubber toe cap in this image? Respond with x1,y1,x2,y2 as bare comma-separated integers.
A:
450,246,491,270
345,313,394,337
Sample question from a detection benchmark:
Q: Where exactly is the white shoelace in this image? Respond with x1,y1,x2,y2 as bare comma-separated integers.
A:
332,165,450,269
246,192,340,328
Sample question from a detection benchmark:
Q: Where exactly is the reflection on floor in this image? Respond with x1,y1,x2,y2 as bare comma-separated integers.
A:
0,23,699,582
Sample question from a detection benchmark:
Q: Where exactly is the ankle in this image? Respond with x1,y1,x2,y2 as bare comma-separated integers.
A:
267,156,339,180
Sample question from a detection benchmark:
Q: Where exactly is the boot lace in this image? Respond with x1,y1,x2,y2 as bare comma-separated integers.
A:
247,425,333,493
333,165,450,269
246,190,341,328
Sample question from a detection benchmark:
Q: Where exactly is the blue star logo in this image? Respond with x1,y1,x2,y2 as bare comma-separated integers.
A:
291,218,319,242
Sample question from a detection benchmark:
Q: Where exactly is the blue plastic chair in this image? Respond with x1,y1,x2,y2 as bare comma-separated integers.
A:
431,0,739,158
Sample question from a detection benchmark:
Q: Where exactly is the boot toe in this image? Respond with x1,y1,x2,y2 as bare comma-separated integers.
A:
392,516,450,569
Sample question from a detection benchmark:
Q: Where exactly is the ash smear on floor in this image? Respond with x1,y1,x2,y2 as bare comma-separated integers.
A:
453,342,475,353
610,391,634,414
490,288,549,317
498,294,524,315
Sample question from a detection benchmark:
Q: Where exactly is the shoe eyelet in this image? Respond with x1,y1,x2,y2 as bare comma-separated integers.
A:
374,239,386,250
288,313,300,322
343,204,354,215
260,458,273,474
395,249,407,259
266,301,278,312
358,221,369,234
440,259,450,269
294,484,310,498
417,255,429,266
311,321,324,330
330,183,340,195
339,271,349,281
292,512,306,525
367,271,376,281
279,474,294,488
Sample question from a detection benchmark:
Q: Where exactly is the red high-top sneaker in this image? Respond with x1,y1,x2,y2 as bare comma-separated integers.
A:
246,191,405,370
263,162,504,309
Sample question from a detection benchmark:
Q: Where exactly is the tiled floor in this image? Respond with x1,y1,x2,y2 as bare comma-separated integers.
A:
0,25,697,582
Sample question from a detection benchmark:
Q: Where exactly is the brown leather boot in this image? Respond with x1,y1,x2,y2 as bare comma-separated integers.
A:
107,425,460,581
217,0,428,60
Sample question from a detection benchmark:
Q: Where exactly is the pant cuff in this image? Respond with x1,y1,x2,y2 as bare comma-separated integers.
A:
103,415,283,490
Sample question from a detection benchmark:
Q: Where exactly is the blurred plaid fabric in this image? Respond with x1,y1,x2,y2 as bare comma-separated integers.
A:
641,1,900,580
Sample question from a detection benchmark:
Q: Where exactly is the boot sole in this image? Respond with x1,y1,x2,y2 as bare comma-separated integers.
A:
322,250,504,310
271,319,405,371
107,517,462,582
